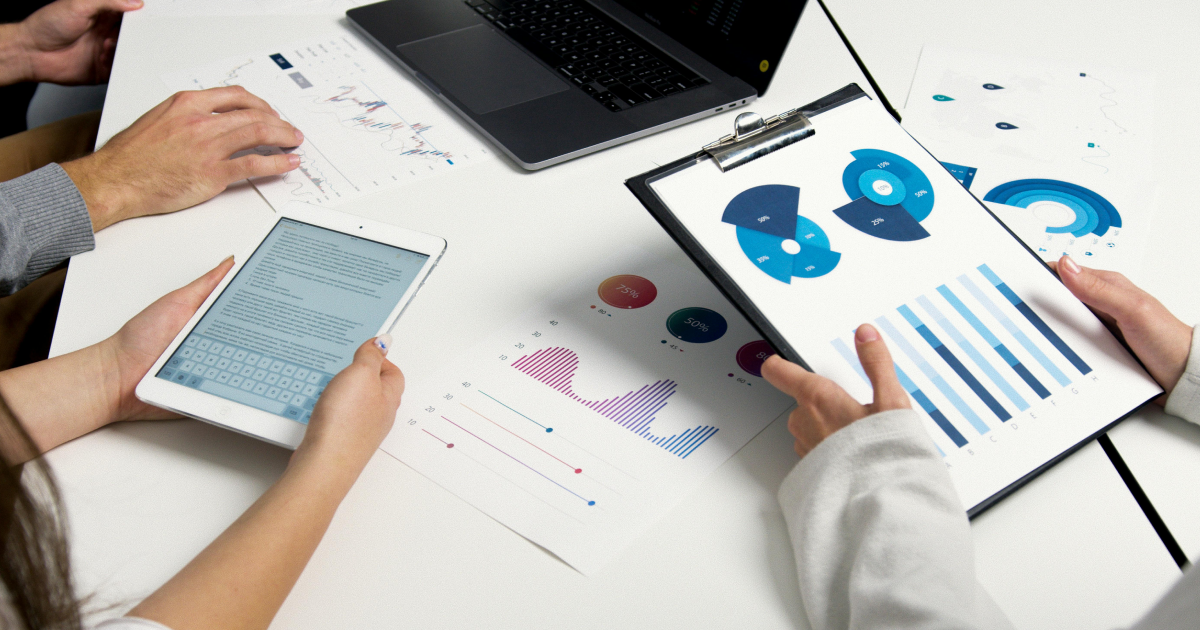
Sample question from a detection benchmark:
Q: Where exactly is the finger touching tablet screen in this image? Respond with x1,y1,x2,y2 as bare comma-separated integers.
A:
137,205,446,448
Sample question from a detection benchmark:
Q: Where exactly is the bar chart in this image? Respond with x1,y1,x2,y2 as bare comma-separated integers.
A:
831,263,1095,452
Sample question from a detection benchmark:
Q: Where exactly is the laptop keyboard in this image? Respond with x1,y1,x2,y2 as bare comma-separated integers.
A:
464,0,709,111
157,333,333,424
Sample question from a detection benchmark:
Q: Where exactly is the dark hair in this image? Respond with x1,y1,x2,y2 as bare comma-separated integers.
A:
0,396,83,630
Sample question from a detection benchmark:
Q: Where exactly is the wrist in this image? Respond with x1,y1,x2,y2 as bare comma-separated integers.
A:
289,439,372,492
0,23,35,85
61,153,128,231
286,444,366,499
91,338,129,427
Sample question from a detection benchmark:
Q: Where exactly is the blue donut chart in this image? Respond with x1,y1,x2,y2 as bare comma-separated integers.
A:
835,149,934,242
722,185,842,283
983,179,1121,237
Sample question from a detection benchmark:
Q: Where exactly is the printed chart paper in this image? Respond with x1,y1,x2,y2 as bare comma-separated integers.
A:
647,95,1160,511
901,46,1155,271
163,27,491,210
381,256,793,574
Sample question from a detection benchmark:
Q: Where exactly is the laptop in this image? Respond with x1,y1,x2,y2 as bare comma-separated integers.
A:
347,0,807,169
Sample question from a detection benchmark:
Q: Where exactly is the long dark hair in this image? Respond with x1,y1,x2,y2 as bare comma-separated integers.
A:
0,396,82,630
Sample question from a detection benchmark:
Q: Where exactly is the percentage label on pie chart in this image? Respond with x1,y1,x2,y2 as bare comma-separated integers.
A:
834,149,934,242
736,340,773,377
597,274,658,309
721,184,842,283
666,307,727,343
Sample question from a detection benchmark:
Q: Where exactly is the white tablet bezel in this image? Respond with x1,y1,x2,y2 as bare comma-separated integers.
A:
135,204,446,449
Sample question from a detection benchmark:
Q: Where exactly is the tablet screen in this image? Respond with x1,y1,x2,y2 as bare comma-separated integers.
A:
155,218,429,423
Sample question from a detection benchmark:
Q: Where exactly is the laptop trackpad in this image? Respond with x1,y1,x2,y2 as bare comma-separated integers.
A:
398,25,569,115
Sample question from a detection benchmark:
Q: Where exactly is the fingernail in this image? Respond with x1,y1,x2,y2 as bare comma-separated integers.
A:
374,333,393,356
293,129,304,144
224,254,235,264
855,324,880,343
287,153,300,167
1061,256,1082,275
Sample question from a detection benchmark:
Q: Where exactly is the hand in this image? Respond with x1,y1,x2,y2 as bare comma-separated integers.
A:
62,86,303,231
762,324,910,457
98,256,235,424
11,0,143,85
294,336,404,473
1052,255,1193,403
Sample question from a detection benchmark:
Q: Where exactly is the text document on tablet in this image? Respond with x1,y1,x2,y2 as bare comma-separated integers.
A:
628,86,1161,513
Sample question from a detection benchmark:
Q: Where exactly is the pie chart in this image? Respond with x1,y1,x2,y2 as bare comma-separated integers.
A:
721,184,841,283
834,149,934,242
983,179,1121,237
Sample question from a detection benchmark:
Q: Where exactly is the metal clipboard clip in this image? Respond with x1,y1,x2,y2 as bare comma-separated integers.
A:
702,109,814,172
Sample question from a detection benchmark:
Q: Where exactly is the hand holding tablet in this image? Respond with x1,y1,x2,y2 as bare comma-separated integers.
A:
136,204,446,448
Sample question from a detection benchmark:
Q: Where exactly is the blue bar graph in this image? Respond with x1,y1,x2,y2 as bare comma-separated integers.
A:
937,285,1051,399
957,275,1072,387
874,316,991,435
916,295,1029,411
832,338,966,447
897,305,1011,422
977,265,1093,375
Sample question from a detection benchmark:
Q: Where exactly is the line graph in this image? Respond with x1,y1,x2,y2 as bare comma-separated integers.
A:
513,347,719,458
161,27,490,210
441,416,596,506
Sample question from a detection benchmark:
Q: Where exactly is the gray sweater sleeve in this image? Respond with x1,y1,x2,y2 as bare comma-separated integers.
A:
0,163,95,295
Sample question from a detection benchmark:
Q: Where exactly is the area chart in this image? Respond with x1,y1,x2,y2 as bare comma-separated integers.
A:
983,179,1121,238
512,347,718,458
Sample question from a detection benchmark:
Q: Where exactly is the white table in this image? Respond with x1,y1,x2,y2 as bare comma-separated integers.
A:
47,2,1190,628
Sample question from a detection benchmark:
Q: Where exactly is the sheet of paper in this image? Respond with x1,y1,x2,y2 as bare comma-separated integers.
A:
901,45,1155,271
163,27,492,210
380,255,792,574
647,95,1161,511
141,0,371,16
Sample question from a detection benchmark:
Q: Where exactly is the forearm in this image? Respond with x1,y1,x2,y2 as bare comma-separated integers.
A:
0,164,96,295
129,450,363,630
0,23,33,86
0,343,119,462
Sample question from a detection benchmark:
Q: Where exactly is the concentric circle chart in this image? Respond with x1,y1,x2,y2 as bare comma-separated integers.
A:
721,184,842,283
597,274,658,309
736,340,773,377
983,179,1121,237
834,149,934,242
666,307,727,343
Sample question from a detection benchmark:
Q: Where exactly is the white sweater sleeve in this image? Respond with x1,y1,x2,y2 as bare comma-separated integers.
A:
777,409,1014,630
1164,325,1200,425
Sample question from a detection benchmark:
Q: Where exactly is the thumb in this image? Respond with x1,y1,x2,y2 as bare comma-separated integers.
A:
166,255,234,310
854,324,909,410
351,334,391,372
1056,255,1132,323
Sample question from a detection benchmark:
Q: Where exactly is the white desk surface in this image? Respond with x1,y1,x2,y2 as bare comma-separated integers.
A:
46,2,1192,628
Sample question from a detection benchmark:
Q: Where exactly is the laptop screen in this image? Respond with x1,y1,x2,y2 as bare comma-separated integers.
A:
610,0,807,95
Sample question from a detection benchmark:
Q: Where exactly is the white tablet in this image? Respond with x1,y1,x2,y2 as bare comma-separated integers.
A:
136,204,446,449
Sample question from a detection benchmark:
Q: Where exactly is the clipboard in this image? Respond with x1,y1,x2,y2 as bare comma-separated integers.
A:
627,84,870,368
623,84,1161,515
